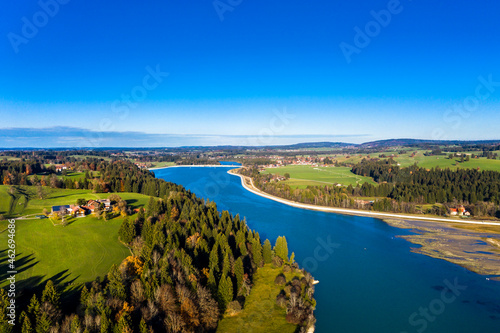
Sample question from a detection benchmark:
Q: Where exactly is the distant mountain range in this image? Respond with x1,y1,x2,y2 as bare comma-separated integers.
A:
2,139,500,151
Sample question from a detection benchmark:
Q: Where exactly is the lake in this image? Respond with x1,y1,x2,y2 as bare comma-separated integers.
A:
153,165,500,333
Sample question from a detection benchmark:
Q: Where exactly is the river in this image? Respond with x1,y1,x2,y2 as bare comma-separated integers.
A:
153,165,500,333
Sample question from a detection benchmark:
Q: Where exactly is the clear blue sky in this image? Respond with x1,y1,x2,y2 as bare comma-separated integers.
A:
1,0,499,147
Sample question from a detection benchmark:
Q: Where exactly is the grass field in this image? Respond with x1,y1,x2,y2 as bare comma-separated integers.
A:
0,185,151,218
322,150,500,172
0,186,154,290
0,215,129,290
216,265,302,333
150,161,176,168
262,165,377,188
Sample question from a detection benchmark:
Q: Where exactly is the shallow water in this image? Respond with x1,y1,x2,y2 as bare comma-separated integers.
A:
154,166,500,333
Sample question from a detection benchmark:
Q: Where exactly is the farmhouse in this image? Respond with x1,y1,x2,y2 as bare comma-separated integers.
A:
70,205,86,217
51,205,87,217
449,205,470,216
51,205,71,215
87,199,112,212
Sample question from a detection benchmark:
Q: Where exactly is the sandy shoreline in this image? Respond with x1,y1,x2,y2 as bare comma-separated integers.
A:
228,169,500,226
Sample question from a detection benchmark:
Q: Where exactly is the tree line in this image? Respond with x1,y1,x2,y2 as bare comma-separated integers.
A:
239,160,500,218
0,160,316,332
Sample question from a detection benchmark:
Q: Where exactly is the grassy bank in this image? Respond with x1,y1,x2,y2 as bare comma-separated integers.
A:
217,265,304,333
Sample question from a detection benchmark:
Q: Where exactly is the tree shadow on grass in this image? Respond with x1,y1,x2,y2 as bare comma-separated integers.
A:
16,270,83,313
0,252,39,282
126,199,138,207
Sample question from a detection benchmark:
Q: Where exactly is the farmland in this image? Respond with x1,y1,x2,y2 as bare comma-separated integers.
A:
261,165,377,188
0,185,154,290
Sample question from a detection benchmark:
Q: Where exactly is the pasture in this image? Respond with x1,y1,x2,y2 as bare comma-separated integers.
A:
261,165,377,188
216,265,300,333
0,185,153,290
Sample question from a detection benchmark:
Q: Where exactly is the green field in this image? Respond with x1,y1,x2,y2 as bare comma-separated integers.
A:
150,161,176,168
0,185,151,218
216,265,301,333
322,150,500,172
262,165,377,188
0,186,154,290
0,216,129,290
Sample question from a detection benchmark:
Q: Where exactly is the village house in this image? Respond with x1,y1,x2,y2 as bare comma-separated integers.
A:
87,199,112,213
449,205,470,216
54,164,68,172
51,205,71,215
51,205,87,217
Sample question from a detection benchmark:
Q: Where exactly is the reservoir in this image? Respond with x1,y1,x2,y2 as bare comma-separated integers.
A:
154,165,500,333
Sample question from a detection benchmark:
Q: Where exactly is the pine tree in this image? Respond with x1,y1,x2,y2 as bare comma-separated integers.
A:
145,196,156,217
27,295,40,319
21,312,33,333
70,316,81,333
221,252,230,277
234,257,244,293
41,280,60,308
139,318,148,333
80,286,89,310
119,218,136,244
208,268,217,295
106,265,126,300
35,313,52,333
251,239,263,267
217,275,233,311
263,239,273,264
100,314,111,333
274,236,288,262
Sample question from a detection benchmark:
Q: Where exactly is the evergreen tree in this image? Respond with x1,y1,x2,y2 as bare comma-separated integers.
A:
70,316,81,333
41,280,60,308
21,312,33,333
106,265,126,300
118,217,136,244
35,313,52,333
139,318,148,333
100,314,111,333
208,268,217,295
27,295,40,318
217,275,233,312
234,257,244,293
251,239,263,267
263,239,273,264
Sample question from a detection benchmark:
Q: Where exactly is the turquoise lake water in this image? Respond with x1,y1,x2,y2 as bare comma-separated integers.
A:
153,165,500,333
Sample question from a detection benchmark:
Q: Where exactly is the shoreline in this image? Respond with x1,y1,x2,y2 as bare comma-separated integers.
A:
148,164,240,171
228,169,500,226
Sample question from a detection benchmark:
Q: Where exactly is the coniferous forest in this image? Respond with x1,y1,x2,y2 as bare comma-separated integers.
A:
0,160,316,332
240,158,500,218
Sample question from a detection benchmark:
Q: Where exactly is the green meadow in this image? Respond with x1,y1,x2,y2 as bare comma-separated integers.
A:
262,165,377,188
216,265,301,333
0,216,129,290
316,150,500,171
0,185,153,290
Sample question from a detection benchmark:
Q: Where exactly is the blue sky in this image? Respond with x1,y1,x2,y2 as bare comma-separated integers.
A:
1,0,500,147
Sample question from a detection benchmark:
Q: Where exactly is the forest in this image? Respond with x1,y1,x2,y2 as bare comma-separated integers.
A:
0,159,316,332
239,159,500,218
